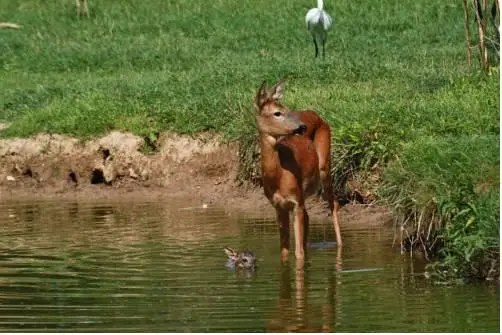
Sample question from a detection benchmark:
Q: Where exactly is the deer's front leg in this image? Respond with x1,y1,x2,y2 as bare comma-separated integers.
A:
293,204,306,261
276,208,290,261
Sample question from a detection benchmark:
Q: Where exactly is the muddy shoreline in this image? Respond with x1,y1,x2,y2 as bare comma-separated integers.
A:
0,131,392,228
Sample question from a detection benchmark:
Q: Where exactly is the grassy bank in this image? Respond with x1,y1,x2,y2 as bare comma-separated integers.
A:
1,0,499,280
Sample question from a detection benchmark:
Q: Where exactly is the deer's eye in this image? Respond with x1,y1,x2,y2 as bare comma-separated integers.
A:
273,111,282,117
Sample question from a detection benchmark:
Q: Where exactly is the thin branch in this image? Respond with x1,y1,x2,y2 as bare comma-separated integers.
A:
473,0,489,70
463,0,473,66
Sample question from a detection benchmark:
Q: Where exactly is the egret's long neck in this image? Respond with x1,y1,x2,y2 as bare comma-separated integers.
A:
317,0,324,10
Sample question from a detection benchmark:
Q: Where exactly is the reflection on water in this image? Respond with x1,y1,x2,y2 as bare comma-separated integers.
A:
0,200,498,332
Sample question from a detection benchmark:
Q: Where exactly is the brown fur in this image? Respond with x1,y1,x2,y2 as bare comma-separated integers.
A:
254,78,342,263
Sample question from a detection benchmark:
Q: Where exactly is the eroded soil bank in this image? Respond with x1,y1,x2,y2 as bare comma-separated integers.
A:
0,130,392,228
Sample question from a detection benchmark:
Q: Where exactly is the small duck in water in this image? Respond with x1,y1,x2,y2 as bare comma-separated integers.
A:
224,246,257,271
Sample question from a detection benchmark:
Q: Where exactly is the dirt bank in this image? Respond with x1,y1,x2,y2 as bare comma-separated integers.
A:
0,130,392,227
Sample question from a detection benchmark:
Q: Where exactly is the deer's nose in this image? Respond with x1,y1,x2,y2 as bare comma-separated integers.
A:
293,124,307,135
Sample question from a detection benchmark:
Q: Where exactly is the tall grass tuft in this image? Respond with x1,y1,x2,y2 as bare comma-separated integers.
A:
379,134,499,281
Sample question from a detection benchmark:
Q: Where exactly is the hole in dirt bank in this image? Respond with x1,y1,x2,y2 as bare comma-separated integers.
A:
140,132,160,154
12,165,35,178
102,148,111,161
22,167,33,178
91,168,106,185
68,170,78,184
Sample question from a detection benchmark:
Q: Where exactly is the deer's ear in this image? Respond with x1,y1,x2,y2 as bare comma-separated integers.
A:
270,78,285,101
255,80,269,111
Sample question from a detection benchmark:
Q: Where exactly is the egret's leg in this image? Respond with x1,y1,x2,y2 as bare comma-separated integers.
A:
313,37,319,58
322,36,326,58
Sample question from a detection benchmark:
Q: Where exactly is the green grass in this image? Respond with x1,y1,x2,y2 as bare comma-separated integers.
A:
0,0,499,280
379,134,499,280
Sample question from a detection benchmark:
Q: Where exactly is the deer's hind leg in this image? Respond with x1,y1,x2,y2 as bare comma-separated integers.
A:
320,170,342,247
314,123,342,247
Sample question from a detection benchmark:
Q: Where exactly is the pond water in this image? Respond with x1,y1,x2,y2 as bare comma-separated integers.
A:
0,200,498,332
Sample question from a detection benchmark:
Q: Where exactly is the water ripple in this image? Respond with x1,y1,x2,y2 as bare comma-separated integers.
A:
0,200,497,332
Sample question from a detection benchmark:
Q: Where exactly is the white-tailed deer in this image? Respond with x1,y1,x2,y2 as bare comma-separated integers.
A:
254,78,342,262
76,0,89,17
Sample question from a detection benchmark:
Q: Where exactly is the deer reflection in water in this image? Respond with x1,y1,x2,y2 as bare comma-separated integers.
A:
267,248,342,332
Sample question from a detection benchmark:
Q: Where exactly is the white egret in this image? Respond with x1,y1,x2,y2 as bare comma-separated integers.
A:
305,0,333,58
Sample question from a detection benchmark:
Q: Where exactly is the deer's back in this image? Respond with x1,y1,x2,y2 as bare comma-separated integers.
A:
290,110,329,139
